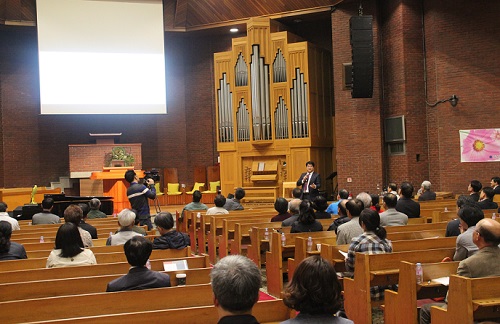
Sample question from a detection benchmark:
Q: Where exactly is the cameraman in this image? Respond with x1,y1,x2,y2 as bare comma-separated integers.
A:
124,170,156,230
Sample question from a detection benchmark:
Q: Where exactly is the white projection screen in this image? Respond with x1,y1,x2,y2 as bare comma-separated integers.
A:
36,0,167,114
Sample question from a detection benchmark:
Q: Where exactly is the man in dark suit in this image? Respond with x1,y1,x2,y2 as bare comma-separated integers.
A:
478,187,499,210
296,161,321,201
395,182,420,218
491,176,500,195
418,180,436,201
468,180,482,202
106,236,171,292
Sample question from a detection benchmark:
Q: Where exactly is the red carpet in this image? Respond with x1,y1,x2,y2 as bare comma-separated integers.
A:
259,290,277,301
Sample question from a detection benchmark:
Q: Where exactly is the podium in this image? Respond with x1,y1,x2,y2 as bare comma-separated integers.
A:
90,167,144,214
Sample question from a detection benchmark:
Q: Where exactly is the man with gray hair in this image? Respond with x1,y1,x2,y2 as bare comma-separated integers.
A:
418,180,436,201
356,192,372,210
87,198,107,219
106,209,142,246
210,255,262,324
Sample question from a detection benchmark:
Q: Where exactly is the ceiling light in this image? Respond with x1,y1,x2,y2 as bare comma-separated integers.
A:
230,28,239,33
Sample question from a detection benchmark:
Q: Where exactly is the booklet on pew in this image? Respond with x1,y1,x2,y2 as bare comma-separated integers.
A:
163,260,189,271
431,276,450,286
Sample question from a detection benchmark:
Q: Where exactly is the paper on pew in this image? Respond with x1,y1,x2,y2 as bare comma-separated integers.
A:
163,259,189,271
431,276,450,286
339,250,348,259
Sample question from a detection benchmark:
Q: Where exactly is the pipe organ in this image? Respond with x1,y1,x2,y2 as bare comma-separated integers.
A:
214,18,334,200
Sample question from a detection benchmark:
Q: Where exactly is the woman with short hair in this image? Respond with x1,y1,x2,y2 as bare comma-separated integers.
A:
290,200,323,233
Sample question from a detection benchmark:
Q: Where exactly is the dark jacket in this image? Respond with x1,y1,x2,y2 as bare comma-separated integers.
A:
106,266,170,292
152,230,190,250
291,220,323,233
478,199,498,210
80,221,98,239
328,216,350,233
396,197,420,218
418,191,436,201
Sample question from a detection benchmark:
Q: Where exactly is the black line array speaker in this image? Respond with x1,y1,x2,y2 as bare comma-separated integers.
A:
350,15,374,98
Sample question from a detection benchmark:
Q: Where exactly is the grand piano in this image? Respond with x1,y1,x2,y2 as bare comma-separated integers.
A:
14,194,114,220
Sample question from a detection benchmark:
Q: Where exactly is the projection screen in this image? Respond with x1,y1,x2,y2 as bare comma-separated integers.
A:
36,0,167,114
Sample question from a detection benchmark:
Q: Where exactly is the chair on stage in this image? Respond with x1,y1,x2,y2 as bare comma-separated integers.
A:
201,165,220,204
186,166,206,195
164,168,184,205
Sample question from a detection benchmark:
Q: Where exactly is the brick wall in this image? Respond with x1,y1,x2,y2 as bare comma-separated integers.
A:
69,144,142,173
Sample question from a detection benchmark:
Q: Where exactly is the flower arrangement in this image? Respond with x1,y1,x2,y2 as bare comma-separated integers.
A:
106,146,135,167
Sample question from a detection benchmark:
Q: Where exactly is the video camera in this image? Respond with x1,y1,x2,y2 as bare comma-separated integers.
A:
143,169,161,183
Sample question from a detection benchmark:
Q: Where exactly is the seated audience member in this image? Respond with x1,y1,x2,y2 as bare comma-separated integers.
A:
288,188,303,211
313,196,331,219
87,198,107,219
336,199,364,245
395,182,420,218
282,255,353,324
468,179,482,202
370,194,381,213
345,208,393,300
446,195,477,237
223,187,245,211
46,223,96,268
387,182,399,199
78,203,97,239
152,212,190,249
418,180,436,201
328,200,350,233
210,255,261,324
491,176,500,195
419,218,500,324
132,216,147,236
107,209,142,246
32,198,60,224
0,202,19,231
271,197,292,222
180,190,208,220
379,193,408,226
291,200,323,233
326,189,349,215
0,221,27,260
207,194,229,215
64,204,93,247
453,205,484,261
106,236,171,292
282,199,301,227
356,192,372,212
478,186,499,210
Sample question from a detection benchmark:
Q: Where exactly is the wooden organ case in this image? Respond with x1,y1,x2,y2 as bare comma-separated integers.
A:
214,18,334,202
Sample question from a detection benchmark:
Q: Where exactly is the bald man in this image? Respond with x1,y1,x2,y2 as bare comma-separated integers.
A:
420,218,500,324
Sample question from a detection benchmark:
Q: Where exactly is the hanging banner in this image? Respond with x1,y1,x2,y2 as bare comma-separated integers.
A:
460,128,500,162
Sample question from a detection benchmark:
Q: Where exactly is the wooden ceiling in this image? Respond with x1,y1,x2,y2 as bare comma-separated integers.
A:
0,0,343,31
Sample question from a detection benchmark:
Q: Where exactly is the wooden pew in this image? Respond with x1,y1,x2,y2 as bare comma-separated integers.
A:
384,261,459,324
266,230,336,297
0,283,215,323
343,247,456,324
230,221,279,257
0,246,192,272
387,229,446,240
194,209,274,256
0,266,212,302
27,299,290,324
431,275,500,323
287,235,338,279
206,212,274,263
385,221,448,233
247,224,287,267
218,214,281,260
0,255,210,283
27,244,124,258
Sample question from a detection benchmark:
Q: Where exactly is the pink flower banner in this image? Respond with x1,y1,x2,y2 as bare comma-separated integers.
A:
460,128,500,162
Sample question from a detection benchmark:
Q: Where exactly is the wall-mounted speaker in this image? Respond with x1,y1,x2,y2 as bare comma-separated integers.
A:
350,15,374,98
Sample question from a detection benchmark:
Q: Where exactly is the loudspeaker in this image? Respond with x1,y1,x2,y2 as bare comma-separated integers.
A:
350,15,374,98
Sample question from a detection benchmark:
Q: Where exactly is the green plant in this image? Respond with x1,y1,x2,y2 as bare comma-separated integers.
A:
109,147,135,166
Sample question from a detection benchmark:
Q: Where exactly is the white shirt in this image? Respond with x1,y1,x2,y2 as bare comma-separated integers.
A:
46,249,96,268
206,206,229,215
0,212,20,230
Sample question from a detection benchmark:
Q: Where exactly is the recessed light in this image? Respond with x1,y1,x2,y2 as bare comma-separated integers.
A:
230,28,239,33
